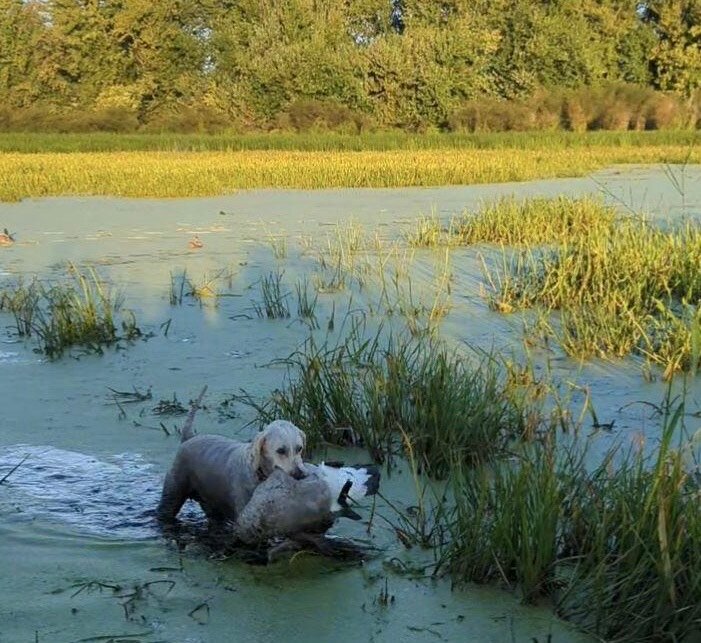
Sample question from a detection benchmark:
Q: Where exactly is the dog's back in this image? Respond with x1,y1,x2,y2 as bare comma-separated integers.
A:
157,434,257,523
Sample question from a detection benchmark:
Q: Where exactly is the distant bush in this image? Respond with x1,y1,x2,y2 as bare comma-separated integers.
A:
1,85,697,135
0,104,139,133
142,104,236,134
448,98,539,133
448,84,698,133
280,99,375,134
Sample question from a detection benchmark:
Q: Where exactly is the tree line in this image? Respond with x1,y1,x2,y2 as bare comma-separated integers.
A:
0,0,699,132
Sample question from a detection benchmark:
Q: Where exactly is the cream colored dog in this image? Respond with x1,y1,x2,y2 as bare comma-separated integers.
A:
157,419,306,524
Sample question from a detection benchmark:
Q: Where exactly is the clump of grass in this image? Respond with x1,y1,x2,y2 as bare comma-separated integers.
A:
169,269,189,305
267,233,288,259
369,246,452,337
170,268,230,305
447,434,568,602
0,267,139,358
313,255,347,293
0,277,39,335
454,196,616,246
405,213,446,248
254,270,290,319
446,391,701,642
234,319,544,475
482,215,701,378
295,277,319,328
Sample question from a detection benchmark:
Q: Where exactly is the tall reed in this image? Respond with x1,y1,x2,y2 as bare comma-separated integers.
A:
235,319,544,474
446,389,701,641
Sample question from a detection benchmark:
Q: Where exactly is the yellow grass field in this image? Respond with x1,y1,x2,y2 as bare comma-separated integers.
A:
0,146,699,201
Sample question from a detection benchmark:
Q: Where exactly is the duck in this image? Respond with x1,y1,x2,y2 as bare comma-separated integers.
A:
188,235,204,249
233,461,381,545
0,228,15,246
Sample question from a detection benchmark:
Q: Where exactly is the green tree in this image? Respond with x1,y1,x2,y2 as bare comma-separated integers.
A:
209,0,369,123
643,0,701,94
0,0,48,107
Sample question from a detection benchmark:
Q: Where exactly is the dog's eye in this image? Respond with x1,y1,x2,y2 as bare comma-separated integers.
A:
276,447,288,456
295,445,303,453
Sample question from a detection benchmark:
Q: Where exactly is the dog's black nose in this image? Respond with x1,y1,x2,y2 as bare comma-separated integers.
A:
291,467,306,480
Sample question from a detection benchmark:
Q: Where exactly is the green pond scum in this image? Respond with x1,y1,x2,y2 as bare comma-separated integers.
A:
1,169,700,642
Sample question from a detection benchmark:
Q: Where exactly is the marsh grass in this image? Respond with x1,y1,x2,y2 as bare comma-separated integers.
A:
295,277,319,328
169,270,189,305
313,229,452,336
446,389,701,642
235,319,545,474
454,196,617,246
267,233,288,260
0,131,697,154
254,270,290,319
314,255,348,293
404,196,617,251
479,205,701,377
170,268,231,306
0,267,139,358
371,246,453,337
378,426,453,554
405,213,447,248
1,145,700,201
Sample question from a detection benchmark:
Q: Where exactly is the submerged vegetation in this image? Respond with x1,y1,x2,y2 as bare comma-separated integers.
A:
0,267,140,358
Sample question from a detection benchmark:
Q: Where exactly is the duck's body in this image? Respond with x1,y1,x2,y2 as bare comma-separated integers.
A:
0,228,14,246
233,463,380,544
188,235,203,249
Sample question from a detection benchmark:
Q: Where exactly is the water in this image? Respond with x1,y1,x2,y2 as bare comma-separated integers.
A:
1,165,700,642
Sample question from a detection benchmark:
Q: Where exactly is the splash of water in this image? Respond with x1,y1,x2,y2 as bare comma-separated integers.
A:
0,445,202,539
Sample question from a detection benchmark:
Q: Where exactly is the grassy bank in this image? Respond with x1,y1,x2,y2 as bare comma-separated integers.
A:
0,130,698,154
0,144,699,201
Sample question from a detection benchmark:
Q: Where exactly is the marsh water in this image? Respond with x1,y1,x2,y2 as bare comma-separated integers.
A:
1,165,700,643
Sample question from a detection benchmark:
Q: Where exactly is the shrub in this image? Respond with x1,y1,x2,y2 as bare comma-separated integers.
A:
283,98,374,133
143,104,234,134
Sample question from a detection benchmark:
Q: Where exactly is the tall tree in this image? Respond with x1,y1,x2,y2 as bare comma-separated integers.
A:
0,0,48,107
364,2,499,127
643,0,701,94
209,0,370,122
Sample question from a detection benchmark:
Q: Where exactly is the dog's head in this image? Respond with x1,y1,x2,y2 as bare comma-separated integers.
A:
251,420,306,480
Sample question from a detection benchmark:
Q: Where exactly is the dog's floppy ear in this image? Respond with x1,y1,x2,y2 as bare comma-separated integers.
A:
250,430,267,471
